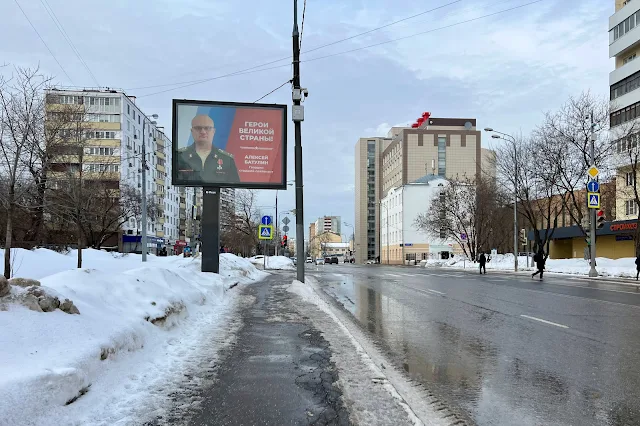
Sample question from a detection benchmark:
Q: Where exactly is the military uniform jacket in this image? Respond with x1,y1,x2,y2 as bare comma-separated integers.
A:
177,144,240,184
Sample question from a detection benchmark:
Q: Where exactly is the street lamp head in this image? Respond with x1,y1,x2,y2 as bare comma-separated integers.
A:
151,121,158,125
150,114,159,119
484,127,494,132
491,134,501,139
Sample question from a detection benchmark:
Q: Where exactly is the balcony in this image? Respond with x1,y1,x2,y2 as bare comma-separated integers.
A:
610,6,640,58
611,55,640,85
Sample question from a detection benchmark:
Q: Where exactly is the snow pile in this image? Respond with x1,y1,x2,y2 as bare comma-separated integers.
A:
425,253,640,279
249,255,295,270
0,248,266,426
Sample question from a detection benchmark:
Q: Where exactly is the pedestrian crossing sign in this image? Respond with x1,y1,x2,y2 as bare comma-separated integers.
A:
258,225,273,240
587,192,600,209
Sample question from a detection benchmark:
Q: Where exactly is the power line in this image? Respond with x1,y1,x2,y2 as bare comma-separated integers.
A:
38,0,100,87
299,0,307,50
253,79,292,103
128,0,461,91
300,0,545,65
13,0,74,84
137,0,544,99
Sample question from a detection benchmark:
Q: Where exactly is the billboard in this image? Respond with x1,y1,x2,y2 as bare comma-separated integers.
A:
172,99,287,189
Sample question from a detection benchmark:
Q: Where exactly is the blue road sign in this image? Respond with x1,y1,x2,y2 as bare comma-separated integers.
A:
261,215,272,225
258,225,273,240
587,180,600,193
587,192,600,209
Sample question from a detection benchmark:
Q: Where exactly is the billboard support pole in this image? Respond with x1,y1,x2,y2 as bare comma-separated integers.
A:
201,187,220,273
293,0,305,283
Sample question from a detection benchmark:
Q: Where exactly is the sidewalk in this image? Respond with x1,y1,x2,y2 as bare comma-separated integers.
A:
188,274,350,426
429,264,640,288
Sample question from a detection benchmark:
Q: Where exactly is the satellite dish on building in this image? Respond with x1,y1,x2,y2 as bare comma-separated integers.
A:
464,121,472,130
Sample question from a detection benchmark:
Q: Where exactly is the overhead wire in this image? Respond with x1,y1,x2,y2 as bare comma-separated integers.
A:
13,0,74,84
253,79,293,103
38,0,100,87
128,0,462,91
299,0,307,50
137,0,544,99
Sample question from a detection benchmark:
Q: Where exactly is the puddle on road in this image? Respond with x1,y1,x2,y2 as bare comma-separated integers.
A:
320,274,640,426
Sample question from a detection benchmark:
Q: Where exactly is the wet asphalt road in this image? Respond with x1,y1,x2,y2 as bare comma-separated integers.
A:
310,263,640,426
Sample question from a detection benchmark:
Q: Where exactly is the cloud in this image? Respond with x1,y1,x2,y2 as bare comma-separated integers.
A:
0,0,614,244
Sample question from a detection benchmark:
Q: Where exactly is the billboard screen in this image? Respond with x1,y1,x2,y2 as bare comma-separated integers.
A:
171,99,287,189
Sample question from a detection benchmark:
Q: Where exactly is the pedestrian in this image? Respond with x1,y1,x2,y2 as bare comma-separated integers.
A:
635,253,640,280
532,250,545,280
479,252,487,274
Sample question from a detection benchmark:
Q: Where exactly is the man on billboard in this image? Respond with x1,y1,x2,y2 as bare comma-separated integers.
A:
177,114,240,183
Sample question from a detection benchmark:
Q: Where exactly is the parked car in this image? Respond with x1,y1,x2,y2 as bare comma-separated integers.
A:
365,259,375,265
315,258,325,265
326,256,338,264
291,257,297,265
306,257,314,263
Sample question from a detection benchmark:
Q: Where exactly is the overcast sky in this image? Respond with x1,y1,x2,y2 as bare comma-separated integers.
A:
1,0,612,241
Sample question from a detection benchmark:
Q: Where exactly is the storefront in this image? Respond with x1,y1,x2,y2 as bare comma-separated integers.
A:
528,219,637,259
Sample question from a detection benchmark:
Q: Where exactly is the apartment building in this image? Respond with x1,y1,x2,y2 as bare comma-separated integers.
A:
355,116,486,264
315,216,341,235
354,137,392,264
45,88,233,253
380,175,461,264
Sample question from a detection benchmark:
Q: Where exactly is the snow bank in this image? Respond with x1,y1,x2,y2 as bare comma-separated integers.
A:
425,253,640,279
249,255,295,270
0,248,266,425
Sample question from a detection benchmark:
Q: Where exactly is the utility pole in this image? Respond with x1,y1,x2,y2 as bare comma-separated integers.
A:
513,143,518,272
141,121,147,262
275,190,279,256
588,114,598,277
192,190,197,252
292,0,305,282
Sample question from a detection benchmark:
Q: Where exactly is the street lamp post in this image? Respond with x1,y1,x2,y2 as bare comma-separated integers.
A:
485,128,518,272
274,181,294,256
141,113,159,262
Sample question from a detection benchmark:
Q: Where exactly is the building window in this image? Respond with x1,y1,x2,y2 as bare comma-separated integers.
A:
86,147,116,156
611,101,640,127
626,199,638,215
85,163,119,173
437,136,446,176
613,11,639,41
624,53,637,65
87,131,117,139
612,69,640,100
627,171,637,186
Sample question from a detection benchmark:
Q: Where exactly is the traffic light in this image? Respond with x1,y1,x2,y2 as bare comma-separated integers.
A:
596,210,605,229
519,228,527,246
282,235,288,247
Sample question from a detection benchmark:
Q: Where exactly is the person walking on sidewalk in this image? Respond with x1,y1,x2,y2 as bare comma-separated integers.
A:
479,252,487,275
635,254,640,280
532,250,545,280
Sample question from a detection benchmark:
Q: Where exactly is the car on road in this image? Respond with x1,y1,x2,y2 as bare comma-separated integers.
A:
325,256,338,264
306,257,314,263
365,259,375,264
315,258,325,265
291,257,297,265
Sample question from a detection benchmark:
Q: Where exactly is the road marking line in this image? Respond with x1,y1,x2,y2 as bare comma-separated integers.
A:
385,273,403,278
427,289,446,295
520,315,569,329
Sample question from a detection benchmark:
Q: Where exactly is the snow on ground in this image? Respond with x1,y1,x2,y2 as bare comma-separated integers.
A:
288,279,451,426
249,255,295,270
426,253,640,279
0,248,267,426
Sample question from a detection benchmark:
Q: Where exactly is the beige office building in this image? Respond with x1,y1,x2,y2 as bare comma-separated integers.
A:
355,117,486,264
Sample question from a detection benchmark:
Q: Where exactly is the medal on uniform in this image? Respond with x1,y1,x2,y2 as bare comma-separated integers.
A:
217,158,223,170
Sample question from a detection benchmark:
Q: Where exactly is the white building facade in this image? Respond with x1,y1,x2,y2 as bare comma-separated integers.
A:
380,175,459,264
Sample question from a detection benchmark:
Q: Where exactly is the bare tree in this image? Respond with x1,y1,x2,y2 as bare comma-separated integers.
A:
540,92,613,241
494,135,563,259
0,67,50,278
610,119,640,254
220,189,260,256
